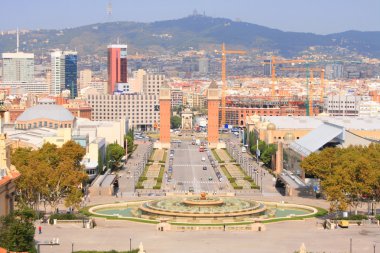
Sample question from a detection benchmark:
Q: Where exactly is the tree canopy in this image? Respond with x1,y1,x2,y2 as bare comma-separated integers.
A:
106,143,125,170
0,208,36,252
248,131,277,167
11,141,87,210
301,144,380,213
171,115,182,129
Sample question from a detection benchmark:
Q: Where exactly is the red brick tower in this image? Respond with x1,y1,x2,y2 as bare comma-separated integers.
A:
207,80,220,148
159,82,171,148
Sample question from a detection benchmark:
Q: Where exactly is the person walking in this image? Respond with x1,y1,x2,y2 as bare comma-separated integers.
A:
38,226,42,234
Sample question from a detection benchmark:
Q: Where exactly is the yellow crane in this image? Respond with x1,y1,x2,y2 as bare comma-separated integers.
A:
264,56,312,96
220,43,246,126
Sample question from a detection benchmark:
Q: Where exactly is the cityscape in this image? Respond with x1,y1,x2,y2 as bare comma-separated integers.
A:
0,1,380,253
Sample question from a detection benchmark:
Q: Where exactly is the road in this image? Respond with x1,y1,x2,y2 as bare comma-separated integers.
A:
165,141,227,193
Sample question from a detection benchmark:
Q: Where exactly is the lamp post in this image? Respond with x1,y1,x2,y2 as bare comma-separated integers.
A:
130,237,132,251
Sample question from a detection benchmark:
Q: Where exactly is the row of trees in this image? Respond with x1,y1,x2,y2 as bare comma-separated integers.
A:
247,131,277,167
301,144,380,213
11,141,87,211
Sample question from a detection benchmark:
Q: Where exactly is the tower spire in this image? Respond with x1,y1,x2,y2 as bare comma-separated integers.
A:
16,27,19,53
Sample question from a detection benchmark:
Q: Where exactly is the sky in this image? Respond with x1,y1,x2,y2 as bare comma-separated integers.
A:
1,0,380,34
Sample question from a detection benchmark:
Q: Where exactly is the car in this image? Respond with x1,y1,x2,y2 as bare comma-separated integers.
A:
203,166,207,170
189,187,194,192
208,177,213,181
201,157,206,162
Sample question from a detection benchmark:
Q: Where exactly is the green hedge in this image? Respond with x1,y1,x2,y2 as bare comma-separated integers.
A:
153,165,165,189
153,183,162,189
49,213,86,224
228,178,236,183
231,182,243,190
375,215,380,221
333,214,368,220
211,149,223,163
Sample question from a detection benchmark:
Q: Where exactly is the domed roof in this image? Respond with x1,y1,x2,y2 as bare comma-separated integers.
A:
17,104,74,122
284,132,295,141
267,123,276,130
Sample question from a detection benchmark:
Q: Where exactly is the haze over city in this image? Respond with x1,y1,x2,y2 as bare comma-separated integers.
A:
1,0,380,34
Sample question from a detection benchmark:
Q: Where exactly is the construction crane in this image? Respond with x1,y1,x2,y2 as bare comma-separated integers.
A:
281,67,325,116
219,43,246,126
264,56,312,96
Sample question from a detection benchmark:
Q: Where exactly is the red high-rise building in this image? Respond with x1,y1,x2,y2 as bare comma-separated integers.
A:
107,44,128,94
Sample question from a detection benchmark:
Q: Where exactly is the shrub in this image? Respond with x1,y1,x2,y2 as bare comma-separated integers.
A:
49,213,85,224
375,215,380,221
337,214,368,220
228,177,236,183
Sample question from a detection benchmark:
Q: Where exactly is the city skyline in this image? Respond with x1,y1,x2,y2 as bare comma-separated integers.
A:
0,0,379,34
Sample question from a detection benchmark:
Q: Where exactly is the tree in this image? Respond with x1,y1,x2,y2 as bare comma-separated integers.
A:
171,115,182,129
260,143,277,166
301,144,380,213
0,208,36,252
12,141,88,211
125,135,134,155
106,143,125,170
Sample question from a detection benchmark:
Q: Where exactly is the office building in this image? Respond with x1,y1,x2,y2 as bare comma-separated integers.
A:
87,74,164,131
198,57,209,75
324,94,371,116
325,63,343,80
50,50,78,98
107,44,128,94
2,52,34,83
1,29,34,83
264,60,272,76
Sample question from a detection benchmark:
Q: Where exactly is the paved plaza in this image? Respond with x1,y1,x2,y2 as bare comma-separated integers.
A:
35,211,380,253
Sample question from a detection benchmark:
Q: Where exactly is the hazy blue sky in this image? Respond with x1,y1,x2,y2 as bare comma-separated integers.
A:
1,0,379,34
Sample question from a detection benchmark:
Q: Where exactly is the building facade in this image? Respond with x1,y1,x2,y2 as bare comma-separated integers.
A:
171,89,183,108
107,44,128,94
324,94,371,116
50,50,78,98
2,52,34,83
64,52,78,98
0,132,20,217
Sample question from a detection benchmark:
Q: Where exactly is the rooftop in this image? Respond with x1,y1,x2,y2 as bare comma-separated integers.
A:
257,116,380,130
16,104,74,122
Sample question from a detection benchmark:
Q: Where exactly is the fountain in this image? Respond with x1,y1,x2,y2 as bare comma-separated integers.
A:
89,193,318,225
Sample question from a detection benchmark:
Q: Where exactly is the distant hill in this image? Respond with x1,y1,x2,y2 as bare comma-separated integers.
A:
1,15,380,58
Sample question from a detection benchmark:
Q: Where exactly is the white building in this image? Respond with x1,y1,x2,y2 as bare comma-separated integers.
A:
324,94,371,116
2,82,49,94
2,52,34,83
50,51,65,95
86,74,163,131
358,100,380,117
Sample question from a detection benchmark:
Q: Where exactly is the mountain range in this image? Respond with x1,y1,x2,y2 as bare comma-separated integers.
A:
1,15,380,58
